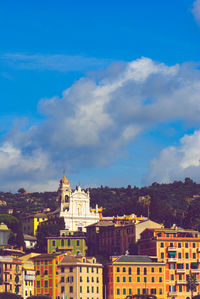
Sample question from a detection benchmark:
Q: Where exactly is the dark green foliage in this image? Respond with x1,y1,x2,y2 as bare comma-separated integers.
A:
193,296,200,299
27,296,51,299
35,217,65,252
0,292,23,299
0,214,24,248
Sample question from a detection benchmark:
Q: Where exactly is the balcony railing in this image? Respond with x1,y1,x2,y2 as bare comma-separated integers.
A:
176,269,186,273
168,258,178,262
168,291,177,296
176,280,186,284
191,269,200,273
168,247,177,251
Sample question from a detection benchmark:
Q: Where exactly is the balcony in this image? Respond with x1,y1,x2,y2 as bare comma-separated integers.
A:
176,269,186,273
176,280,186,284
191,269,200,273
168,258,178,262
168,292,177,296
168,247,177,251
25,275,35,280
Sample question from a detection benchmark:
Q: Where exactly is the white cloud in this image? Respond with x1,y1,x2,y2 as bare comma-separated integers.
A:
192,0,200,25
1,53,110,72
147,130,200,184
1,57,200,191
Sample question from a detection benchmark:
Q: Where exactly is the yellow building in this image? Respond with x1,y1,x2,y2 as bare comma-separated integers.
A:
19,253,40,299
0,256,23,296
57,255,103,299
22,213,48,236
107,255,166,299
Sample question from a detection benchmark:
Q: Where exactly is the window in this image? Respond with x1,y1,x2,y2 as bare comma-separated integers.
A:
185,253,189,259
159,267,162,273
61,286,65,293
185,243,188,248
159,277,162,282
161,252,164,259
97,277,99,283
129,277,132,282
61,267,64,273
117,276,120,282
117,267,120,272
117,289,120,295
170,242,173,247
159,288,162,295
80,267,82,273
129,289,132,295
61,239,64,246
80,286,82,293
87,267,89,273
137,267,140,275
77,240,80,246
186,263,189,269
137,277,140,282
151,267,154,273
123,289,126,295
160,242,164,248
68,239,70,246
179,285,182,292
44,270,48,275
69,267,73,273
170,274,174,280
70,286,73,293
144,277,147,283
123,277,126,282
92,286,94,293
137,289,141,295
178,253,182,259
97,287,99,293
169,263,175,269
144,268,147,275
151,289,156,294
152,277,155,282
193,253,196,259
36,271,40,275
44,281,48,288
92,277,94,282
36,281,40,288
193,243,196,248
123,267,126,272
178,243,181,248
52,240,55,246
61,276,65,282
96,268,99,274
128,267,131,275
87,277,89,283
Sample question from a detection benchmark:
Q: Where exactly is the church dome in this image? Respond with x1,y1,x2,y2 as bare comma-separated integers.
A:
60,175,69,185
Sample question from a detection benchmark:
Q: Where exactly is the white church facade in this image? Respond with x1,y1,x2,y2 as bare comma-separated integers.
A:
58,176,100,232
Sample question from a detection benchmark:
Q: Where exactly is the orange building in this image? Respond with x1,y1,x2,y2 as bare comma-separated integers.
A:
138,227,200,298
106,255,165,299
32,253,64,299
0,256,23,296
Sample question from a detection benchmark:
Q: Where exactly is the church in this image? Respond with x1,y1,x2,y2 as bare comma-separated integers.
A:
58,176,100,232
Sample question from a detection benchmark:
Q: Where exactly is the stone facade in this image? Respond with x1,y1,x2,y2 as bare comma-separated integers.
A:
59,176,100,232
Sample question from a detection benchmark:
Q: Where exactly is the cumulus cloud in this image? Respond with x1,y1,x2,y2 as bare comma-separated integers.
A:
192,0,200,25
1,57,200,191
147,130,200,184
1,53,110,72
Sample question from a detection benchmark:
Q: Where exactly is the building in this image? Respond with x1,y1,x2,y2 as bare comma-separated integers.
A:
0,223,10,246
32,253,64,299
19,253,40,299
138,227,200,298
24,234,37,250
86,217,162,256
106,255,165,299
59,176,100,232
22,213,48,236
47,230,87,256
57,255,103,299
0,255,23,296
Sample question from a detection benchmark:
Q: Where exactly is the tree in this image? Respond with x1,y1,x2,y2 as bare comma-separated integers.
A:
0,292,23,299
17,188,26,194
187,272,198,298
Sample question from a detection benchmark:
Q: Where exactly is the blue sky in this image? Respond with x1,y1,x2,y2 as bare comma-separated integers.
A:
0,0,200,191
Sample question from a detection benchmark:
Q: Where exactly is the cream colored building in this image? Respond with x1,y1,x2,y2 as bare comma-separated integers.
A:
59,176,100,232
19,253,40,299
58,255,103,299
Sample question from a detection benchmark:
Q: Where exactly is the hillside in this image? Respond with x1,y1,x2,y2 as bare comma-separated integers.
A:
0,177,200,230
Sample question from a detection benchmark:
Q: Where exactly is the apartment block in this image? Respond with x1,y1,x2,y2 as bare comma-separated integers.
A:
22,213,48,236
47,230,87,256
57,255,103,299
138,227,200,298
106,255,165,299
